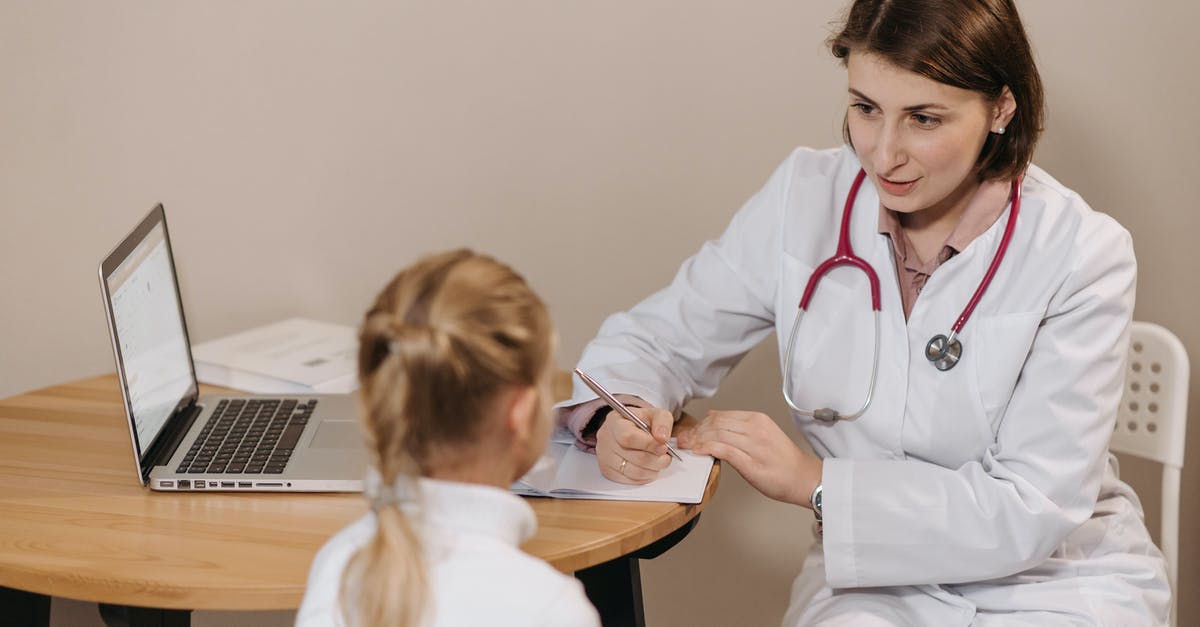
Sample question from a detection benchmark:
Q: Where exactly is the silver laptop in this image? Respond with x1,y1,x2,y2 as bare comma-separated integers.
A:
99,204,366,492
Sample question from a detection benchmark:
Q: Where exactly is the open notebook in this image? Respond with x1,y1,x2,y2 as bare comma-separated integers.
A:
512,428,715,504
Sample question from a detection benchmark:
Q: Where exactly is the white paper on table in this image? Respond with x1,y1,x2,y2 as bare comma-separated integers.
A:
192,318,358,394
512,432,714,504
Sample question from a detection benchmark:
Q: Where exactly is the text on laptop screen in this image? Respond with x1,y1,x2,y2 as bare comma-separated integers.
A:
106,222,193,452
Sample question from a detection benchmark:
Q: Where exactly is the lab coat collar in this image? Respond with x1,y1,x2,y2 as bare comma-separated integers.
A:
875,178,1012,267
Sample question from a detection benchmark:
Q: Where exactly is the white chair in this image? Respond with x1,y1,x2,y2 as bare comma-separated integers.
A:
1111,321,1189,627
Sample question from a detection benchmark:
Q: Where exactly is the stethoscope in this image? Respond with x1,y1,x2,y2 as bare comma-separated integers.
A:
782,168,1021,422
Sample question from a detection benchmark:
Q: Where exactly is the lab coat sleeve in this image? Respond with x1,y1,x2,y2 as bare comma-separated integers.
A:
565,154,793,414
821,216,1137,587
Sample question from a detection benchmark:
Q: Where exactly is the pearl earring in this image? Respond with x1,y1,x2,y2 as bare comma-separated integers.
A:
995,127,1006,135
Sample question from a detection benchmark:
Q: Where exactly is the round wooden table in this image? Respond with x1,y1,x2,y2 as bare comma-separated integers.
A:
0,374,717,625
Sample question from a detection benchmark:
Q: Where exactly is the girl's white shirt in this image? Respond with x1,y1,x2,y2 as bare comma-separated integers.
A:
566,145,1170,625
295,477,600,627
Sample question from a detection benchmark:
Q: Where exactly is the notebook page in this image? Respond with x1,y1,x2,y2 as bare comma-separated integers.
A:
547,440,714,504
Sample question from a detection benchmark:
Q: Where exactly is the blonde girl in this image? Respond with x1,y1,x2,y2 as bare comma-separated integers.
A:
296,249,599,627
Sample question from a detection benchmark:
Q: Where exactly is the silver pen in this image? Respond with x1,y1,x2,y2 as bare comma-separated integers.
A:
573,368,683,463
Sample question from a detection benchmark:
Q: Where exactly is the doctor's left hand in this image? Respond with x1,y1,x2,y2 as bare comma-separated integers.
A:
678,410,822,508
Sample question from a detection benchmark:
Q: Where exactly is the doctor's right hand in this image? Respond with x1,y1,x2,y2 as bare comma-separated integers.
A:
595,406,674,485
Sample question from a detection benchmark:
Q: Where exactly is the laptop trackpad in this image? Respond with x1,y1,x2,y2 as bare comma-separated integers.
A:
308,421,361,449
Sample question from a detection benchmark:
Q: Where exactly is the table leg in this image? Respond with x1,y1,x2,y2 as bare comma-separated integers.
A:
98,604,191,627
576,555,645,627
0,586,51,627
575,515,701,627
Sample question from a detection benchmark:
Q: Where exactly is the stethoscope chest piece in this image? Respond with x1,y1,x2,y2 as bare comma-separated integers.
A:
925,334,962,372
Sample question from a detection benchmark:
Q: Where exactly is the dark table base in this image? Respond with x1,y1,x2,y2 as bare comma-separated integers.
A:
575,514,701,627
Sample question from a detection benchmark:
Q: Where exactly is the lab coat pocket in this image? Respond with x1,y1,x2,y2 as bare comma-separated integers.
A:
971,311,1042,426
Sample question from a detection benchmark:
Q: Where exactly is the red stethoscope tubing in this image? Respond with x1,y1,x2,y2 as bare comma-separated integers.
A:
799,168,1021,335
953,175,1022,336
798,170,881,312
784,168,1022,416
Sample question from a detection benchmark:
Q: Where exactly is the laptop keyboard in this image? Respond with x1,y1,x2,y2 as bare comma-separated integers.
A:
176,398,317,475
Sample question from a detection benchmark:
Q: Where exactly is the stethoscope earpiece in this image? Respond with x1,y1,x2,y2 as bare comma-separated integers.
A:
925,334,963,372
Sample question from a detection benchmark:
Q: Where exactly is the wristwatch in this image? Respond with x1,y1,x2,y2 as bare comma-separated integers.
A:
810,484,823,521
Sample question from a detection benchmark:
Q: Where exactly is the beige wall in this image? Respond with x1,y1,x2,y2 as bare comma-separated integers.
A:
2,2,1196,625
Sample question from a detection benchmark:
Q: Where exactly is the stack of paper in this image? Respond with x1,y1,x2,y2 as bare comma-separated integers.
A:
513,428,715,504
192,318,359,395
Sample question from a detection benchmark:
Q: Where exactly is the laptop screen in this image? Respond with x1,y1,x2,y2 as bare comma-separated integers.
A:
103,212,195,457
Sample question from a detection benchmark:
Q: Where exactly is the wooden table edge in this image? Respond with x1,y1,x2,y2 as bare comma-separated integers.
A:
0,465,721,609
0,571,302,612
539,461,721,573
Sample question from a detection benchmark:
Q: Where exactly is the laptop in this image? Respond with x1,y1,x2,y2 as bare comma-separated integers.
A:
99,204,366,492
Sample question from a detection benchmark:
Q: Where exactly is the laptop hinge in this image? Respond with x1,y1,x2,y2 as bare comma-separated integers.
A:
140,403,202,482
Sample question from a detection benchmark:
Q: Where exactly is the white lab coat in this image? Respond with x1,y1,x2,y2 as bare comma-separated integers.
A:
568,146,1170,625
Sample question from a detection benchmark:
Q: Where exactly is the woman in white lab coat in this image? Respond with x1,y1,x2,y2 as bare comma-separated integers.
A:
557,0,1171,624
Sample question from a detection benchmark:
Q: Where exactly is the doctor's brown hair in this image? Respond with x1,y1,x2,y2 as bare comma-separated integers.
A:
829,0,1045,182
338,249,554,627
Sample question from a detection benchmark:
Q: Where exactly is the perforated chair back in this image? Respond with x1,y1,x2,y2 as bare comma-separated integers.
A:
1112,320,1188,626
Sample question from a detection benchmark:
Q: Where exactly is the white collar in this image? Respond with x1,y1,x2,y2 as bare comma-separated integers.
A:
366,470,537,547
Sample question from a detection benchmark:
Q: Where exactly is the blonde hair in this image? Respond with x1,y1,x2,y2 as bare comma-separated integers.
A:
338,249,554,627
